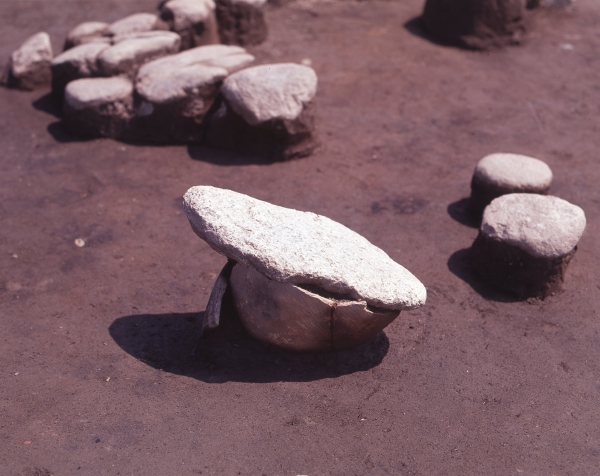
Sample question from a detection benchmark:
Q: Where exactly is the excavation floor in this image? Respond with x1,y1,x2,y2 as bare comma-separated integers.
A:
1,0,599,474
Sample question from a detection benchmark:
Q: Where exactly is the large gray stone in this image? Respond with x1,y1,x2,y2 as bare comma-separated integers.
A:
51,42,109,99
160,0,220,49
63,77,134,139
63,21,109,50
133,45,253,143
3,32,53,90
183,186,427,310
97,31,181,77
221,63,317,125
481,194,586,259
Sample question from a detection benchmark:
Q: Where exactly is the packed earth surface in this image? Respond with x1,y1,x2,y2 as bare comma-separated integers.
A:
1,0,600,474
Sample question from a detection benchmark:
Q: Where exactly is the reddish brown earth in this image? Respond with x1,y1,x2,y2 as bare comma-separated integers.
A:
1,0,600,474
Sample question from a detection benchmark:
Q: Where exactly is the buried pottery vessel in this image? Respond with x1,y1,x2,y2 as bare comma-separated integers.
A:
183,186,426,352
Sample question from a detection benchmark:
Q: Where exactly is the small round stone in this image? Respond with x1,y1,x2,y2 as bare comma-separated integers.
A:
470,153,553,216
482,194,585,259
470,193,586,298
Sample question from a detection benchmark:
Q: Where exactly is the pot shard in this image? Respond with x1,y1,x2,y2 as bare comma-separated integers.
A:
229,263,399,352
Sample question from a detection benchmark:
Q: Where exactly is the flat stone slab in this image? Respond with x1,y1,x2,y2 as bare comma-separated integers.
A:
65,76,133,110
136,45,253,104
161,0,216,30
474,153,553,192
481,194,586,259
183,186,427,310
97,31,181,76
221,63,317,125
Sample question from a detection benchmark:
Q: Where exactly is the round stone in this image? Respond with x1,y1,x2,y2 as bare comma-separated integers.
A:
470,153,553,216
481,194,585,259
221,63,317,125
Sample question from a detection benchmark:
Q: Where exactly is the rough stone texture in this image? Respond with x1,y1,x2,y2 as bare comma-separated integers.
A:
63,21,109,50
470,153,553,216
481,194,586,259
204,97,318,160
215,0,268,46
221,63,317,125
230,263,400,352
183,186,427,310
51,42,109,100
202,260,235,336
422,0,527,50
470,232,577,299
133,45,253,143
97,31,181,77
106,13,167,37
3,32,53,90
63,77,134,139
160,0,220,49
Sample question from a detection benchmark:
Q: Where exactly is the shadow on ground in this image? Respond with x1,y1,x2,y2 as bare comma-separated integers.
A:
187,145,275,166
447,198,480,228
403,16,452,48
109,294,389,383
448,247,521,303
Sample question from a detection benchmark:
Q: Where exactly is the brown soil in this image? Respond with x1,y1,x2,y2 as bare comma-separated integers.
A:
1,0,600,475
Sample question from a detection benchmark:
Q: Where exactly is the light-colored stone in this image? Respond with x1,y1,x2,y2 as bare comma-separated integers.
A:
65,76,133,110
136,45,253,104
64,21,109,48
231,0,267,6
183,186,427,310
474,153,553,191
221,63,317,125
481,194,586,259
53,42,109,77
6,32,53,90
97,31,181,76
161,0,216,30
107,13,163,37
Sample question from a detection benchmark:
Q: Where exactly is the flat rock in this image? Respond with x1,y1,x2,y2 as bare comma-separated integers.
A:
183,186,427,310
221,63,317,125
64,76,133,110
4,32,53,90
474,153,552,191
481,194,586,259
106,13,165,37
136,45,253,104
51,42,109,98
64,21,109,49
97,31,181,77
63,77,134,139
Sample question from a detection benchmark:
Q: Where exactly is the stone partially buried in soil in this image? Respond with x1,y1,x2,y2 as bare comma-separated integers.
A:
470,193,586,299
215,0,268,46
184,186,425,351
63,76,134,139
470,153,553,217
134,44,254,143
3,32,53,90
422,0,527,50
205,63,318,160
51,42,110,101
160,0,220,49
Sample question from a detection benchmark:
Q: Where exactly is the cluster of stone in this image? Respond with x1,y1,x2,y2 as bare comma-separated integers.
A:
466,153,586,299
183,186,427,352
3,0,267,91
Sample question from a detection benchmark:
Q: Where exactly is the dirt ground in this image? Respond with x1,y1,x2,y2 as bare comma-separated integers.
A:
1,0,600,474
